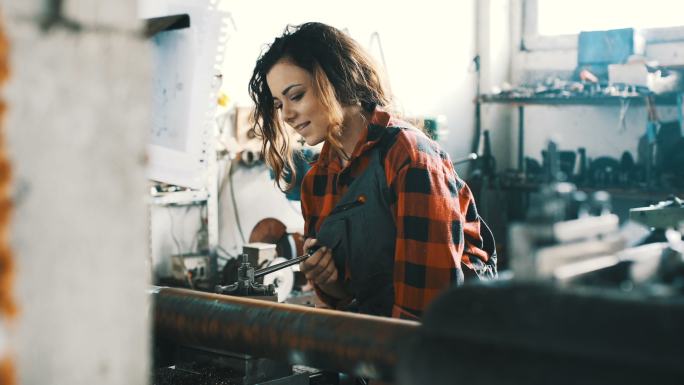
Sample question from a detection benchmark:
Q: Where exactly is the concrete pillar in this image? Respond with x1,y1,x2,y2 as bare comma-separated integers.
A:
1,1,151,384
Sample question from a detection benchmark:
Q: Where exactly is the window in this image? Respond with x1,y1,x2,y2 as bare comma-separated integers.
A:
523,0,684,50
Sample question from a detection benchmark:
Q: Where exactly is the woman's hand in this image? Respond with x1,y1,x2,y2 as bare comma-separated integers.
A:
300,238,350,300
300,238,338,285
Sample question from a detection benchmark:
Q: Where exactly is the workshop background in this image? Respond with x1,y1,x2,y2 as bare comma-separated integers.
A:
1,0,684,384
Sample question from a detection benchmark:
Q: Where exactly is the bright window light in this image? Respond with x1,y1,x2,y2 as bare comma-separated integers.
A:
537,0,684,36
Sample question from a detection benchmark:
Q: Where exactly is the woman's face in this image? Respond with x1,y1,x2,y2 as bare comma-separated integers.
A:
266,60,330,146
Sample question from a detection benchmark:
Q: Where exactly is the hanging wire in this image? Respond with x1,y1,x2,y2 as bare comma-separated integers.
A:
225,12,238,34
229,159,247,243
190,204,208,252
167,207,183,255
368,31,392,96
218,150,235,196
618,98,631,133
216,245,236,261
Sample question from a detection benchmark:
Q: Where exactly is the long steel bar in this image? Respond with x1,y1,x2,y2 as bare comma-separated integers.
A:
254,253,310,279
151,286,419,381
518,105,524,172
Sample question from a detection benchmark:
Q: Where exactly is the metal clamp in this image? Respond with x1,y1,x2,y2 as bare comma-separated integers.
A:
39,0,81,32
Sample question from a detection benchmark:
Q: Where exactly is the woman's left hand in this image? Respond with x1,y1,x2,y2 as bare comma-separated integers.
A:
300,238,339,286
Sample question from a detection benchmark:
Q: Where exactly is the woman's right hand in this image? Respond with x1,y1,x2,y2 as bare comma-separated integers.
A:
300,238,339,286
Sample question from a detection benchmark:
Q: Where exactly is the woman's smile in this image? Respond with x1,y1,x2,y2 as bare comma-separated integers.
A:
293,121,310,132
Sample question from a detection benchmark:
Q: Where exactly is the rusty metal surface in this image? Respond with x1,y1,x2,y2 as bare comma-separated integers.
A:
152,287,419,381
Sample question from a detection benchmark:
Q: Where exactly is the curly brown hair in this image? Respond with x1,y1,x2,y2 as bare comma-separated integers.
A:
248,22,390,191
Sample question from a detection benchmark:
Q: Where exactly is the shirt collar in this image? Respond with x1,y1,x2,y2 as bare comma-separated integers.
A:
315,106,392,171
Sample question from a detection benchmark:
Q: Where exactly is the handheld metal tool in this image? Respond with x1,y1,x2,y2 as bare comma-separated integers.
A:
254,245,320,279
453,152,478,165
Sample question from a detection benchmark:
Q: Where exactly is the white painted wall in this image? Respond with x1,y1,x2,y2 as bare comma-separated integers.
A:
2,1,151,384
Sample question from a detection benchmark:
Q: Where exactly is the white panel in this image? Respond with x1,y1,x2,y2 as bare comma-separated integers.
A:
145,0,227,189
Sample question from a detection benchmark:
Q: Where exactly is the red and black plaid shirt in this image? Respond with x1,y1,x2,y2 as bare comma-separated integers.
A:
300,108,493,320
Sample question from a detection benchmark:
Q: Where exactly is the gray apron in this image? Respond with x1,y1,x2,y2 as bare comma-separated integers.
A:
315,147,396,317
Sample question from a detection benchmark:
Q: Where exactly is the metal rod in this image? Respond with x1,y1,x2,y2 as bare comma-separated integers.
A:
518,105,525,173
152,286,419,381
453,152,478,166
254,253,310,278
255,245,322,278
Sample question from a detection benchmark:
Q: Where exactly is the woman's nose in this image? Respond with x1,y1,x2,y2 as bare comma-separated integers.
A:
282,103,296,123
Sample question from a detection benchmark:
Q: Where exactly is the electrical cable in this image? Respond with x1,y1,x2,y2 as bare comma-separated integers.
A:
618,98,631,133
190,204,208,252
217,157,243,247
229,159,247,243
216,245,236,261
218,152,235,196
167,207,183,255
185,205,196,252
369,31,392,96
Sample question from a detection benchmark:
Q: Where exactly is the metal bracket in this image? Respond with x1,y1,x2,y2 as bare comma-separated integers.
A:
39,0,81,33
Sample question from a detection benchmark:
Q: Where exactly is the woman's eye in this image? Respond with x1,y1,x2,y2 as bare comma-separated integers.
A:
274,103,282,110
291,92,304,101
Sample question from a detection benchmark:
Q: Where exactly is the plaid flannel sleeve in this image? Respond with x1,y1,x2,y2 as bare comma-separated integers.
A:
386,144,488,319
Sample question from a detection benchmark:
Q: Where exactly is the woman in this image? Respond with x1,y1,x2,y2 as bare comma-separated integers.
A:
249,22,496,320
